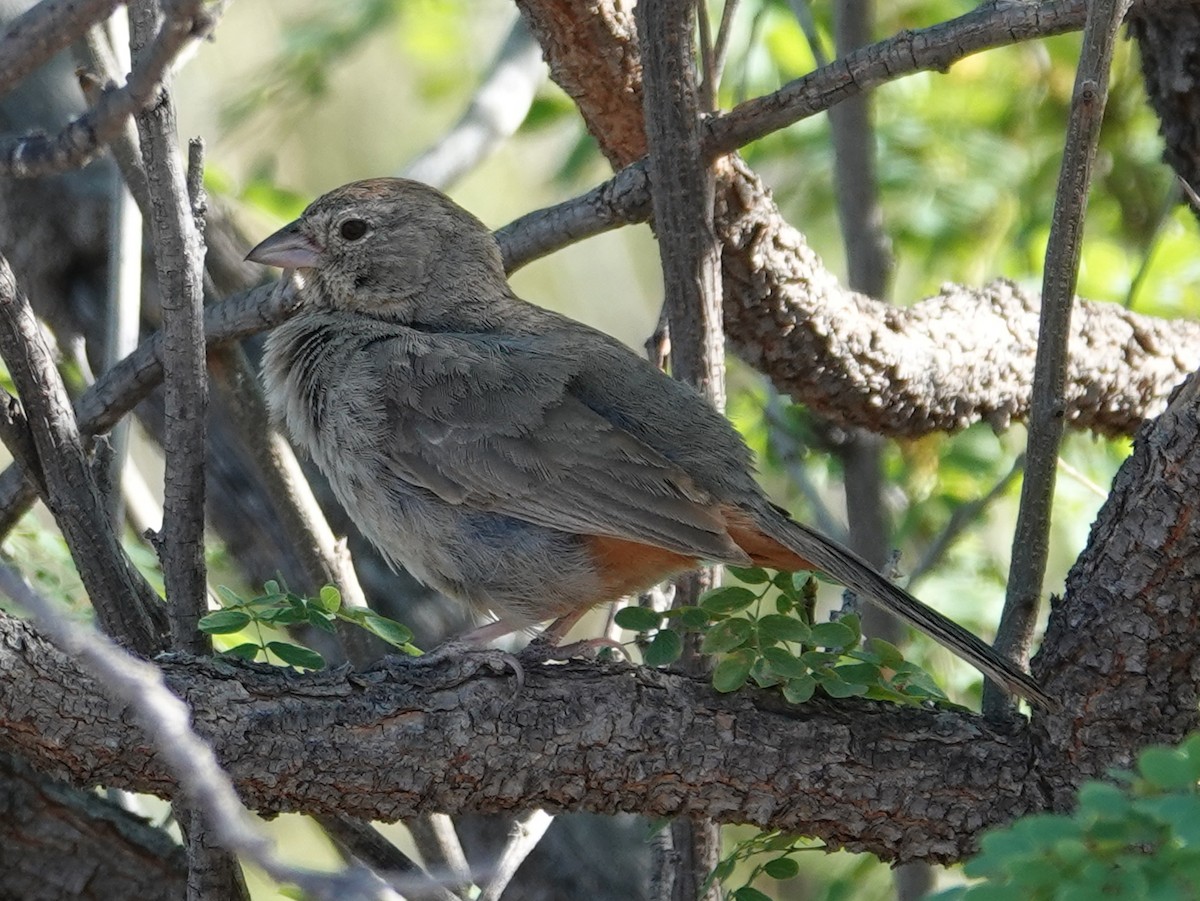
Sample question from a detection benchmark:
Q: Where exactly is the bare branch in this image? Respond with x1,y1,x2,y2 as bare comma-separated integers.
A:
130,0,209,656
705,0,1091,156
477,811,554,901
0,254,165,654
987,0,1133,718
0,0,122,95
0,0,219,176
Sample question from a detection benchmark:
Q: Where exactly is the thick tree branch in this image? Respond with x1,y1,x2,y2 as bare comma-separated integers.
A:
509,0,1177,441
0,751,188,899
0,607,1038,864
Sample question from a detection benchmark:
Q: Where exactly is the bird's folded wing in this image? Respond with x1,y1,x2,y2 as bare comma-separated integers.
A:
377,329,750,564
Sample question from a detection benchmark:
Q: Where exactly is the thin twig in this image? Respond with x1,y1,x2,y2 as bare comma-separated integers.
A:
0,0,220,177
476,810,554,901
0,0,123,95
496,0,1092,271
317,814,458,901
907,456,1024,589
407,814,473,900
0,254,166,655
711,0,741,90
984,0,1133,718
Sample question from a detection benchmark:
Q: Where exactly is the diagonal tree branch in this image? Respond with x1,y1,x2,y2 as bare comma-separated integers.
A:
0,0,219,177
0,253,166,655
987,0,1133,717
0,0,124,95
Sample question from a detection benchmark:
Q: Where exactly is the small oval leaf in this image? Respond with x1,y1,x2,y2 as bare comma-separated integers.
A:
361,613,414,648
699,586,758,615
810,621,856,649
712,650,755,693
198,609,251,634
614,606,663,632
763,857,800,880
644,629,683,667
757,614,811,643
266,641,326,670
700,618,753,654
726,565,771,584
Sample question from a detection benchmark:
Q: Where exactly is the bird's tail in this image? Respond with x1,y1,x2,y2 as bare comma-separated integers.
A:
723,505,1055,709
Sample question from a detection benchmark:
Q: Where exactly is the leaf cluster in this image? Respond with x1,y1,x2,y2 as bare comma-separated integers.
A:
933,734,1200,901
615,567,949,706
199,581,418,670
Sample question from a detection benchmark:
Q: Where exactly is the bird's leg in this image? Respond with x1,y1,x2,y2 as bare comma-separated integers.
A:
519,607,629,664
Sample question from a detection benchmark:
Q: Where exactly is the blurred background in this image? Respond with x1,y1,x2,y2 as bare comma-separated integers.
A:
2,0,1197,898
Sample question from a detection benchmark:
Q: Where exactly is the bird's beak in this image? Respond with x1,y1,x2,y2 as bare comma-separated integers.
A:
245,221,322,269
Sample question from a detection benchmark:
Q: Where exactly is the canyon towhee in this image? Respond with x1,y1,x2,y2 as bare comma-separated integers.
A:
247,177,1050,707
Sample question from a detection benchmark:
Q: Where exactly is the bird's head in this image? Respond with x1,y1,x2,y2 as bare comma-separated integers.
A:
246,178,509,324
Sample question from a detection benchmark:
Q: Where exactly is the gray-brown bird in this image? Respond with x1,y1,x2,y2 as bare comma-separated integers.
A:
247,177,1051,708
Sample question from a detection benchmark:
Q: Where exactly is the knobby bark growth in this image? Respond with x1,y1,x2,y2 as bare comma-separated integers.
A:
1,0,1200,896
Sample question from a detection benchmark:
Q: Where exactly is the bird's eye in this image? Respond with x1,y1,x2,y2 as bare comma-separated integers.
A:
339,219,368,241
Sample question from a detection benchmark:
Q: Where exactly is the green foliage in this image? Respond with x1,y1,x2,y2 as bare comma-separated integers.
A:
930,734,1200,900
706,829,825,900
614,569,949,706
199,581,419,670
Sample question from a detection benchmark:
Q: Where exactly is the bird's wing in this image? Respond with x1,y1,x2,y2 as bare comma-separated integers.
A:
375,327,751,564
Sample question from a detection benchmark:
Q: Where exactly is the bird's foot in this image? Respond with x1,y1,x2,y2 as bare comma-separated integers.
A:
518,635,630,666
392,639,525,694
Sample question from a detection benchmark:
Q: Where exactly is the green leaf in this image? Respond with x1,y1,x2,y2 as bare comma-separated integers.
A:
360,612,414,648
712,650,755,693
726,565,771,584
782,675,816,705
762,646,810,679
215,585,245,607
732,887,773,901
317,585,342,612
615,606,663,632
818,675,868,698
259,605,306,626
866,637,906,669
1140,746,1200,791
756,614,811,643
834,662,881,685
810,621,856,649
701,618,754,654
763,856,800,879
750,657,782,688
198,609,252,634
266,641,326,670
699,586,759,615
306,606,337,632
676,606,711,630
644,629,683,667
222,642,263,661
